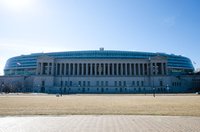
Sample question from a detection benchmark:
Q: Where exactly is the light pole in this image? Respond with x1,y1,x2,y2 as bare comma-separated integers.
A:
153,87,155,97
152,65,158,97
60,75,63,96
166,84,170,93
37,84,40,93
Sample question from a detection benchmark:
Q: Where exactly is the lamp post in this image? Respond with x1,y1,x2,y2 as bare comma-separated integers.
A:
166,84,170,93
60,76,63,96
152,65,158,97
37,84,40,93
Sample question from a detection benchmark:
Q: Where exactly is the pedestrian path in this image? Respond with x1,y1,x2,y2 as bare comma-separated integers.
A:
0,115,200,132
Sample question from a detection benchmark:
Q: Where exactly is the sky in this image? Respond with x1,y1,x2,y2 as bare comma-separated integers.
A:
0,0,200,75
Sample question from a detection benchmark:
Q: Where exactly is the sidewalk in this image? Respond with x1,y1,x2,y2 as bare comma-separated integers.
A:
0,115,200,132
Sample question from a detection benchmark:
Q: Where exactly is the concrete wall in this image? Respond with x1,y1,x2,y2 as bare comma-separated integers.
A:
32,75,191,94
0,75,198,94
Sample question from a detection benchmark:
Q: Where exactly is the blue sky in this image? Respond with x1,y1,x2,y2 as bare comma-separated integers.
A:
0,0,200,75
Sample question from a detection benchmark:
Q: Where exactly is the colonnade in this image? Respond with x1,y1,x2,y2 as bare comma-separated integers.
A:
37,62,167,76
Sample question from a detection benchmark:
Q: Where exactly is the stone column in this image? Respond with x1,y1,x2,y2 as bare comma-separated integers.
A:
142,63,145,76
55,63,58,76
99,63,101,76
108,63,111,75
51,62,54,76
59,63,62,76
155,63,158,75
68,63,71,76
86,63,88,76
82,63,84,76
95,63,97,76
120,63,122,76
37,62,40,75
147,63,149,76
108,63,112,76
59,63,62,75
63,63,66,76
125,63,127,76
116,63,119,76
150,63,153,75
77,63,79,76
48,63,50,75
111,63,114,76
72,63,75,75
46,63,49,75
138,63,140,76
90,63,92,76
41,62,44,75
161,63,164,75
103,63,106,75
134,63,136,76
129,63,132,76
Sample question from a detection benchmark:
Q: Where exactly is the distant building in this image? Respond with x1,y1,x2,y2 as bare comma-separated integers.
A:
0,49,199,93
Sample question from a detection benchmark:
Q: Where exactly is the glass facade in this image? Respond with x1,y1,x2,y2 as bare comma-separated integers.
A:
4,50,194,75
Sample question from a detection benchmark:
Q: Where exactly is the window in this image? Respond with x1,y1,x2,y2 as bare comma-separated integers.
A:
60,81,63,87
101,81,104,86
132,81,135,86
119,81,122,86
123,81,126,86
65,81,68,86
88,81,90,86
64,88,66,93
78,81,81,86
141,81,144,86
137,81,139,86
115,81,117,86
160,81,163,86
105,81,108,86
96,81,99,86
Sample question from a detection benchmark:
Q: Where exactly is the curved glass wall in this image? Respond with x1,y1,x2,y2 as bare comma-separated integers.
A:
4,50,194,75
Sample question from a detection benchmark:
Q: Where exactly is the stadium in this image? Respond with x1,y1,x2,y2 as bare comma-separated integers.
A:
0,49,198,94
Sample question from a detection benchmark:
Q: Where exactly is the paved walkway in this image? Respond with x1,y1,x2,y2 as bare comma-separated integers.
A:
0,115,200,132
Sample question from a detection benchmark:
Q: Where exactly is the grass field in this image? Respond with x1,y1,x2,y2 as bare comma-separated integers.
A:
0,94,200,116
